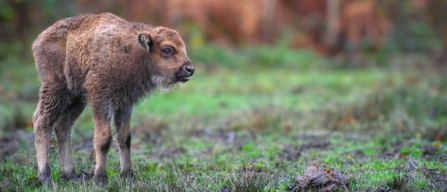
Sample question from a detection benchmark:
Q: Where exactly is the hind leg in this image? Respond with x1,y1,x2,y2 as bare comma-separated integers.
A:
33,82,70,186
54,96,86,181
90,105,113,185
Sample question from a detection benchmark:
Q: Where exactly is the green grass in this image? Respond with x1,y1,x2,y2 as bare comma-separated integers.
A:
1,44,447,191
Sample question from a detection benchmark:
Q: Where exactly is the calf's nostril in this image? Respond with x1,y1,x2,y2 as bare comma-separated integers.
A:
185,67,194,73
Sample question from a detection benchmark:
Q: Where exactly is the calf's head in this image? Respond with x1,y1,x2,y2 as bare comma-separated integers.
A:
138,27,194,90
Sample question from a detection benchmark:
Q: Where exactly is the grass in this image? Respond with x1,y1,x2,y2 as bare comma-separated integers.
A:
1,43,447,191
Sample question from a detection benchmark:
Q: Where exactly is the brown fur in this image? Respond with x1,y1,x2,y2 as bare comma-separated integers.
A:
32,13,194,186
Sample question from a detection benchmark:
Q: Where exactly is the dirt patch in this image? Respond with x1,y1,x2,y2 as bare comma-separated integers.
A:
294,134,331,151
421,144,439,156
351,149,368,159
188,129,233,143
152,146,187,160
380,141,404,158
301,140,330,150
220,184,232,192
287,163,347,192
279,147,301,162
0,137,19,156
73,137,94,152
279,139,330,162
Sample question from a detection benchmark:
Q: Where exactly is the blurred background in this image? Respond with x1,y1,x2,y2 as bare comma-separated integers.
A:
1,0,447,126
2,0,447,55
1,0,447,182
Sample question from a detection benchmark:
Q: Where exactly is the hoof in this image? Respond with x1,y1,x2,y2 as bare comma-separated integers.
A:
61,171,81,182
94,175,108,186
38,176,54,187
38,165,54,187
121,170,136,184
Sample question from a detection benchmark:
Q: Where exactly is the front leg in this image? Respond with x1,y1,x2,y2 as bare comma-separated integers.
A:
92,109,112,185
114,106,134,179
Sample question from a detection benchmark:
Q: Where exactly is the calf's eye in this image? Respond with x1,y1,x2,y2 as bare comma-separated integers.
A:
162,48,173,55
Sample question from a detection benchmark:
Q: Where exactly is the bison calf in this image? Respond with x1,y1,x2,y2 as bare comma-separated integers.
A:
32,13,194,186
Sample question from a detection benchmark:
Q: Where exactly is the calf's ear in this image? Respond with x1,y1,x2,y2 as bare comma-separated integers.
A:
138,34,153,52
